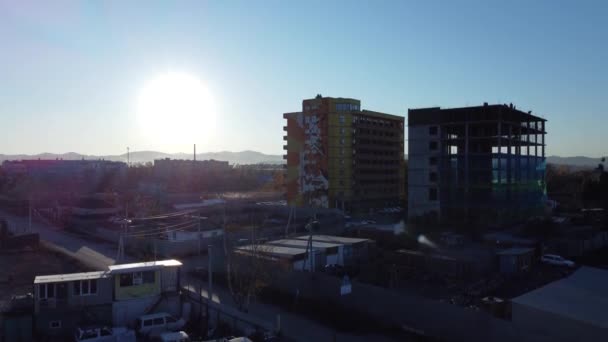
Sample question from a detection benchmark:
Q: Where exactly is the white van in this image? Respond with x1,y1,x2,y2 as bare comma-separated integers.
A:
135,312,186,337
159,331,190,342
74,326,136,342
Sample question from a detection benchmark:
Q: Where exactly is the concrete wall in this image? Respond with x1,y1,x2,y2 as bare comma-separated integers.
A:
512,302,607,341
35,304,112,338
408,125,440,219
112,294,181,327
114,271,161,301
35,277,113,313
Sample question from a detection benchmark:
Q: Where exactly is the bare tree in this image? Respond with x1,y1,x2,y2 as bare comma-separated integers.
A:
220,197,274,312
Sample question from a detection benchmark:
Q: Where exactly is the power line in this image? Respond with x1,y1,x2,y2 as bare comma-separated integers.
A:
125,219,197,237
125,224,197,238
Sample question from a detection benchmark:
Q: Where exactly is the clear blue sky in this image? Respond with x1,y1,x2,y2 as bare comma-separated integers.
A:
0,0,606,157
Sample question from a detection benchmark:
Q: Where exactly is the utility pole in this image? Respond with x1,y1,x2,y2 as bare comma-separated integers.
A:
28,195,32,232
208,245,213,302
198,213,202,255
285,207,292,238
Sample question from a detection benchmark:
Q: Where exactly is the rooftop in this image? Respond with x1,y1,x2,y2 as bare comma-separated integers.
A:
294,235,371,245
512,267,608,328
236,245,307,258
108,259,182,274
496,247,535,256
268,238,342,249
34,271,109,284
483,232,537,246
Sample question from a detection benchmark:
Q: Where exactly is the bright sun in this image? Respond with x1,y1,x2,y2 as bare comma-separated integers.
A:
137,71,216,148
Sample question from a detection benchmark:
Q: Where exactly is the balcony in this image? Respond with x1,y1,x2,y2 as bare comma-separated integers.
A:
283,136,288,141
283,154,288,160
283,126,288,131
283,145,288,150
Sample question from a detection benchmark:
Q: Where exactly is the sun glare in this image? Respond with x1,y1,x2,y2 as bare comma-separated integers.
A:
137,71,216,148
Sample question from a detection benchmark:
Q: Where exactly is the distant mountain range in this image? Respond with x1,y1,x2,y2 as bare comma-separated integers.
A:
401,154,605,168
546,156,606,168
0,150,284,165
1,152,605,168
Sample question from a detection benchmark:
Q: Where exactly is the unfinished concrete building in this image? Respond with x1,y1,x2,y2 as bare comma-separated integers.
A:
408,103,547,224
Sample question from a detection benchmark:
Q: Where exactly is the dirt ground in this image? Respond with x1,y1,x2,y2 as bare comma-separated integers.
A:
0,247,90,310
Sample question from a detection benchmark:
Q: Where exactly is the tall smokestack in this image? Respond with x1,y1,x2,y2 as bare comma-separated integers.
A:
194,144,196,162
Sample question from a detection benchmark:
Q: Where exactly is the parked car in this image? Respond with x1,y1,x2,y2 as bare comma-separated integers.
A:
135,312,186,338
74,326,135,342
159,331,190,342
541,254,575,267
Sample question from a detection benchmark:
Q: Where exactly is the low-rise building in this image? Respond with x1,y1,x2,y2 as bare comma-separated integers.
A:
31,259,183,338
496,247,535,274
294,235,372,265
235,244,312,271
153,158,230,180
267,239,342,266
108,259,182,327
236,235,373,271
33,271,113,337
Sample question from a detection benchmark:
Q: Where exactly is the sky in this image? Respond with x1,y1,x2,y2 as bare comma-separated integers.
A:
0,0,606,157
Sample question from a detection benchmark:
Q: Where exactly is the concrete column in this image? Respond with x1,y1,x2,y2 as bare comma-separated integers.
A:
497,121,502,185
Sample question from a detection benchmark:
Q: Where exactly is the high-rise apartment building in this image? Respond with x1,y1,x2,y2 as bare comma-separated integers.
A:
408,103,547,224
283,95,405,212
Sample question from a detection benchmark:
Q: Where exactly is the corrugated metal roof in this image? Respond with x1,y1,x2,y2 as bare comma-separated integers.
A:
236,245,307,257
108,259,182,274
496,247,535,256
34,271,109,284
268,239,342,249
512,267,608,328
294,235,370,245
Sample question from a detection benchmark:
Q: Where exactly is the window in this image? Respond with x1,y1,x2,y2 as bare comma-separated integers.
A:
39,283,55,299
339,115,345,124
340,127,345,135
143,271,155,284
340,138,345,145
429,157,437,166
429,172,438,182
74,279,98,296
166,316,177,323
429,126,438,135
153,317,165,325
49,320,61,329
429,141,438,151
119,274,133,287
119,271,155,287
133,272,143,285
429,188,438,201
143,319,154,327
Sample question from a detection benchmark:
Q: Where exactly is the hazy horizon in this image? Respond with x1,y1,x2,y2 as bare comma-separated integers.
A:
1,1,607,157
